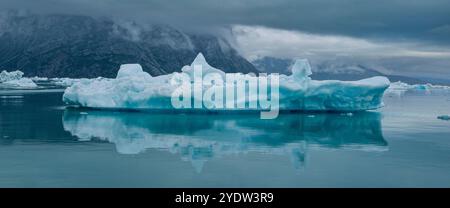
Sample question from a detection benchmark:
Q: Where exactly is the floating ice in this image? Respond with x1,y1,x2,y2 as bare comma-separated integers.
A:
30,76,49,82
1,78,37,88
388,81,450,92
31,76,85,87
49,77,85,87
0,70,24,82
0,70,37,88
63,53,390,112
385,81,450,97
116,64,151,79
437,115,450,121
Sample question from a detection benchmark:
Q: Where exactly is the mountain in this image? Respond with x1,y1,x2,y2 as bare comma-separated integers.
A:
251,56,293,74
0,11,257,78
252,56,426,84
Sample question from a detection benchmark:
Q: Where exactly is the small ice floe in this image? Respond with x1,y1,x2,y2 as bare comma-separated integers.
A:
341,112,353,116
0,70,37,88
31,76,84,87
49,77,85,87
437,115,450,121
0,70,23,82
30,76,49,81
386,81,450,96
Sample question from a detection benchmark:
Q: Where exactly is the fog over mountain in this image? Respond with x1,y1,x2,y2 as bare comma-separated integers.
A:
252,56,430,84
0,0,449,83
0,11,256,78
233,25,450,83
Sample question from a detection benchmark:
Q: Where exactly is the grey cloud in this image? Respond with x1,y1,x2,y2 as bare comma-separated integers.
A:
1,0,450,79
1,0,450,44
232,25,450,79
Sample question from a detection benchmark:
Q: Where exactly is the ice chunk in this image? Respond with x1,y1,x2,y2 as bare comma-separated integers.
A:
437,115,450,121
116,64,151,79
291,59,312,81
30,76,92,88
1,70,85,88
387,81,450,92
385,81,450,97
31,76,49,81
31,77,92,88
49,77,87,87
2,78,37,88
0,70,24,82
51,78,77,87
63,53,390,111
0,70,37,88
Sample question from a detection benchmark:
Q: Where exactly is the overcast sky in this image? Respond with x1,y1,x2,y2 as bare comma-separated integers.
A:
1,0,450,79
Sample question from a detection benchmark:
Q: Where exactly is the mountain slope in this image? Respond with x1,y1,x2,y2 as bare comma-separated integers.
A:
0,12,257,78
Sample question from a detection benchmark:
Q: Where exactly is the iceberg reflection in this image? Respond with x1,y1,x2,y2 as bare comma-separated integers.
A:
62,110,387,172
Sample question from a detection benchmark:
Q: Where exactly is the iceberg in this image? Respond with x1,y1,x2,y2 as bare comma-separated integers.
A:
0,70,24,82
437,115,450,121
0,70,37,88
49,77,85,87
385,81,450,97
30,76,49,82
387,81,450,92
31,76,83,87
63,53,390,112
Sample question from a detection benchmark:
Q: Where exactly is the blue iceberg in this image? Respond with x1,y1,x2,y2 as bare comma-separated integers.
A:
438,115,450,121
63,53,390,112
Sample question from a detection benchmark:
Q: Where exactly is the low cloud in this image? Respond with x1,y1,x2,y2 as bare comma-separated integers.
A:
231,25,450,79
1,0,450,79
1,0,450,44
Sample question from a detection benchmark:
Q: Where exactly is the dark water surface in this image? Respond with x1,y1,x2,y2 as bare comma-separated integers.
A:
1,90,450,187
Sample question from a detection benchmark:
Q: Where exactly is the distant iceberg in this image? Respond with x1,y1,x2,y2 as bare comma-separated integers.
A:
30,76,85,87
63,53,390,112
388,81,450,92
1,70,82,89
49,77,84,87
437,115,450,121
385,81,450,97
0,70,37,88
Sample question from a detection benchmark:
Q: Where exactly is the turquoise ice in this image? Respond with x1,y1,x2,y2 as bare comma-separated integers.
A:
63,53,390,111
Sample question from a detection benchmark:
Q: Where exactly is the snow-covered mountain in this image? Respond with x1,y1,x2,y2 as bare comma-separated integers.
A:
252,56,425,84
251,56,293,75
0,11,257,78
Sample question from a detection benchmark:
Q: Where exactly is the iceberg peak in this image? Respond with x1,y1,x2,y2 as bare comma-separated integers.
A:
291,59,312,81
115,63,153,81
116,64,145,79
182,53,225,76
192,52,206,65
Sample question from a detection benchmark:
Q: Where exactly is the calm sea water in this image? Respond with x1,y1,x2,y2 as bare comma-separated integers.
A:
0,88,450,187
